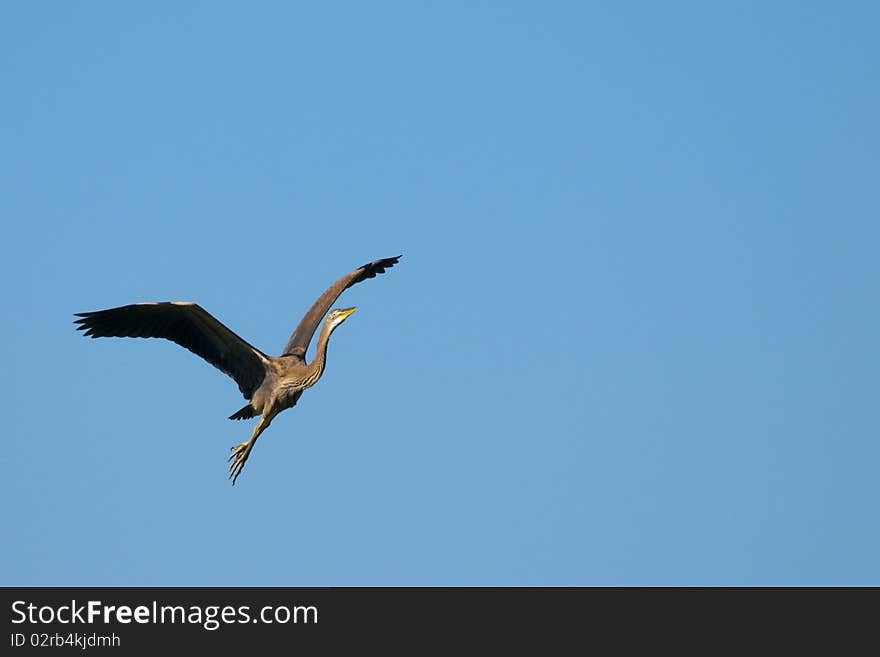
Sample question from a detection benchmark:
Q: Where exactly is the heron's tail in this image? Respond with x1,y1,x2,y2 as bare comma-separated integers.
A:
228,404,257,421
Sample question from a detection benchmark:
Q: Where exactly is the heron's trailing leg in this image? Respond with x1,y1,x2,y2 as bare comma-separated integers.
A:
228,415,272,485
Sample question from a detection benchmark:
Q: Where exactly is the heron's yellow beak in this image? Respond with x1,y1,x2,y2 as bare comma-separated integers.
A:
339,307,357,320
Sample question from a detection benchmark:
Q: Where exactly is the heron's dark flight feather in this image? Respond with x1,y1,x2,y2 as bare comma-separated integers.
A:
74,302,269,398
282,255,401,358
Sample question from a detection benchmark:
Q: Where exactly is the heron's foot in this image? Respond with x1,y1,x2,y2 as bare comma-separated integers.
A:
228,440,253,486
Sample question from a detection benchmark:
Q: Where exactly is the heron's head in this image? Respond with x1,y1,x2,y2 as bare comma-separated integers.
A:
327,307,356,331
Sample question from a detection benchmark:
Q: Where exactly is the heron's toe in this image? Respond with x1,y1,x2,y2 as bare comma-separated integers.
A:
228,441,251,485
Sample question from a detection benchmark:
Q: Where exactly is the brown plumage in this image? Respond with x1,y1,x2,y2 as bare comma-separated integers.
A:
74,256,400,484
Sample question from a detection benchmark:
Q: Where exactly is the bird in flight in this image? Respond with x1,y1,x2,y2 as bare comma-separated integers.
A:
74,256,401,484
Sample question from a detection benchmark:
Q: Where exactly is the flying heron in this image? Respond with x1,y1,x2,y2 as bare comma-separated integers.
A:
74,255,401,484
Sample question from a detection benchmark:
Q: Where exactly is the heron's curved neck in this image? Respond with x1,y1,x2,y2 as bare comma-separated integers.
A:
306,320,336,385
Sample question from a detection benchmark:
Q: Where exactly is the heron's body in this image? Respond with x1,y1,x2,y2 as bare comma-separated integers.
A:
75,256,400,484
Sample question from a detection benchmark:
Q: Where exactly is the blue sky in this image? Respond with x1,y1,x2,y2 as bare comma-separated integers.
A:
2,2,878,585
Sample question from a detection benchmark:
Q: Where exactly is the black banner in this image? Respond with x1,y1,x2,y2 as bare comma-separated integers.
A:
1,587,875,651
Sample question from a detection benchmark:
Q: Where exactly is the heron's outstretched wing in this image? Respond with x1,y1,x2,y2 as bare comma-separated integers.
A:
74,302,269,399
282,255,401,358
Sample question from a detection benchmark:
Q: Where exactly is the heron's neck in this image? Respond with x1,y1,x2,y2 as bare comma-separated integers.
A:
306,321,335,385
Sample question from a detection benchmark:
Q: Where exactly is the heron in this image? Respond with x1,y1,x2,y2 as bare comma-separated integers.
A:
74,255,401,484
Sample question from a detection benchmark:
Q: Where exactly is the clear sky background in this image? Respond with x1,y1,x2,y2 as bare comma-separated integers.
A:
2,2,878,585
